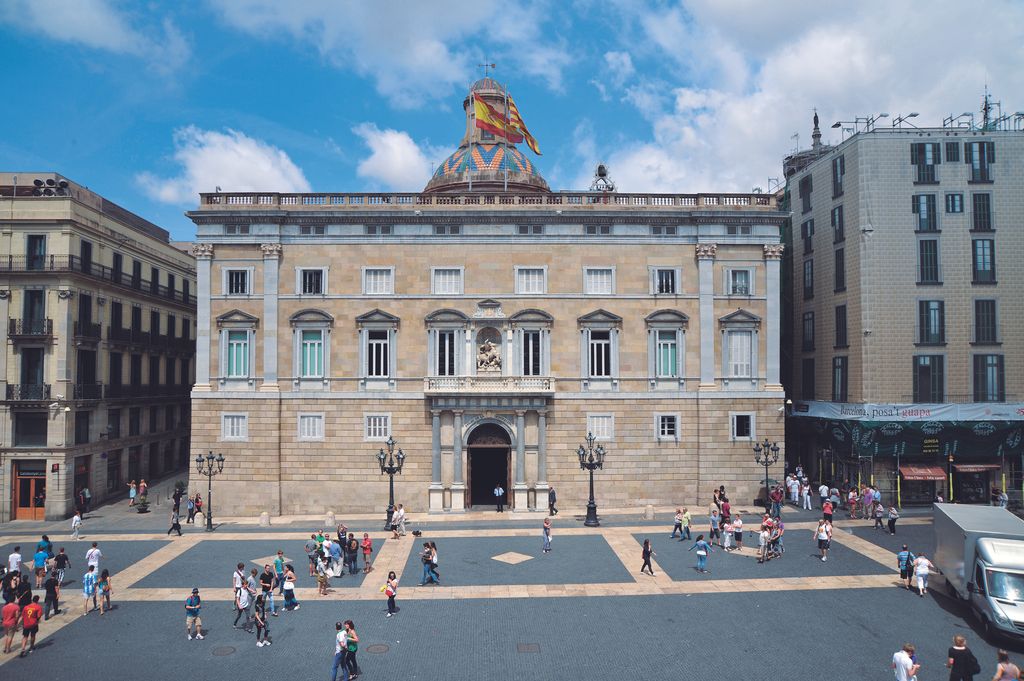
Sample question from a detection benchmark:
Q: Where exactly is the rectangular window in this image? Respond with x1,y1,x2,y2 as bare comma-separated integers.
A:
972,239,995,283
803,260,814,299
300,330,324,378
913,355,945,402
298,414,324,440
835,305,848,348
727,225,752,235
588,330,612,377
26,234,46,270
226,269,250,295
831,156,845,197
801,358,815,400
151,267,160,294
433,224,461,235
436,330,457,376
657,414,678,439
945,193,963,213
971,193,992,231
728,330,752,377
300,225,326,235
918,300,945,344
945,141,960,162
76,411,91,444
585,224,611,235
522,330,542,376
831,205,844,242
226,330,249,377
516,267,546,295
799,174,813,213
832,356,848,402
129,407,140,436
365,414,391,441
911,142,939,183
834,248,845,292
728,269,751,295
974,300,997,344
367,330,390,377
918,240,940,284
731,414,753,440
654,268,677,294
973,355,1005,402
966,141,994,182
587,414,614,440
651,225,677,236
801,312,815,351
584,267,614,294
655,330,678,378
167,273,176,299
517,224,543,235
299,268,325,295
14,412,47,446
431,268,463,295
222,414,248,441
365,225,392,235
801,219,814,254
131,260,142,289
912,194,938,231
363,268,394,295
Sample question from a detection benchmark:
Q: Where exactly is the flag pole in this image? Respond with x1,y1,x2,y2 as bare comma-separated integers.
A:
468,92,474,192
503,83,509,192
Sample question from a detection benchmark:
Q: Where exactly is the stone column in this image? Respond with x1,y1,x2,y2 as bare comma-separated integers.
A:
513,410,529,511
763,244,785,389
429,410,444,512
190,244,213,390
535,411,548,486
260,243,282,391
697,243,717,387
450,410,465,511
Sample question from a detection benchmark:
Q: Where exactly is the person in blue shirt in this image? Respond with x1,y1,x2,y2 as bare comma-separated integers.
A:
185,588,204,640
35,535,53,560
32,548,49,588
82,565,98,615
688,534,713,573
897,545,916,590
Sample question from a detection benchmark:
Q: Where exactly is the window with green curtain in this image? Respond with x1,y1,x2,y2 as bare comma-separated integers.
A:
656,330,677,377
301,329,323,377
227,330,248,377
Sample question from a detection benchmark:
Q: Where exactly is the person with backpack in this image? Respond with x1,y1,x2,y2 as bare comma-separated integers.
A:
185,588,204,640
897,545,916,590
946,634,981,681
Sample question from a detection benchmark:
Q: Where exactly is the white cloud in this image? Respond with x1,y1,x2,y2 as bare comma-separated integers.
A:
586,0,1024,193
136,126,310,204
0,0,189,73
352,123,451,191
208,0,571,108
604,51,635,88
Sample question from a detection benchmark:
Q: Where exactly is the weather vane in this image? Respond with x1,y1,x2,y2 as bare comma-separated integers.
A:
478,61,496,77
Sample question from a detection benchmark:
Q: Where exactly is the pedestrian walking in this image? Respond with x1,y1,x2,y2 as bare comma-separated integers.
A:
689,534,712,573
913,553,933,596
548,486,558,515
43,569,60,620
428,542,440,583
36,535,53,561
542,517,552,553
168,509,183,536
331,621,350,681
946,634,980,681
128,480,137,507
53,548,69,585
887,506,900,535
815,519,832,562
818,482,830,509
640,539,655,576
392,504,407,538
801,478,812,510
193,492,203,522
494,483,505,512
993,650,1020,681
733,515,744,550
97,569,111,614
384,571,399,617
722,519,734,551
316,552,330,595
234,576,253,632
282,564,300,611
18,594,42,657
822,498,834,523
897,545,916,590
32,546,48,588
254,594,272,647
361,533,373,573
344,620,360,678
274,551,286,596
2,597,20,653
893,643,921,681
185,588,204,640
82,565,98,614
418,542,437,586
679,507,692,540
85,542,102,572
71,511,82,540
305,534,319,577
259,564,277,616
670,508,684,538
872,501,886,530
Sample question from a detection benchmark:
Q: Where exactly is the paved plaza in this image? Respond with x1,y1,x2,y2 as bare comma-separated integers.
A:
1,496,1020,680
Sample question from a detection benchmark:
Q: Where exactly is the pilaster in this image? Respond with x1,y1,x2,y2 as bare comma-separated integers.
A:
191,243,213,390
450,410,465,511
697,243,717,387
429,410,444,512
513,410,529,511
763,244,784,389
260,243,282,391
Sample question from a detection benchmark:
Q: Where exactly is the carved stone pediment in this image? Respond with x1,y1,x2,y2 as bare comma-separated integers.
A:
645,309,689,326
289,308,334,327
473,299,505,318
216,309,260,328
425,308,470,325
718,308,762,328
509,308,554,326
577,309,622,327
356,309,400,326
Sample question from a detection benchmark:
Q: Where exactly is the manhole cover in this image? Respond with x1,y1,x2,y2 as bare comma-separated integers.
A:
366,644,390,654
211,646,236,656
517,643,540,653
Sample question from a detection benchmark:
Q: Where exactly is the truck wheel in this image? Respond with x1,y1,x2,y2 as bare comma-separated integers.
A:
981,617,993,641
945,578,959,600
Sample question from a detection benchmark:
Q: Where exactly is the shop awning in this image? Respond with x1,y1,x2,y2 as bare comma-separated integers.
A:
953,464,1002,473
899,465,947,481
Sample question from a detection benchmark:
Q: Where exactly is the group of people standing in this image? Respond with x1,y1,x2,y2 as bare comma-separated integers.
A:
892,637,1019,681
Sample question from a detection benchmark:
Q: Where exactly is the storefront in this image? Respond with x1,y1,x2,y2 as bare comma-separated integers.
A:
12,459,47,520
897,464,946,505
952,463,1003,504
74,454,91,505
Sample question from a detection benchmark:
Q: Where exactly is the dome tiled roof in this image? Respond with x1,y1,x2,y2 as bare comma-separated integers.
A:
432,144,540,180
470,77,504,93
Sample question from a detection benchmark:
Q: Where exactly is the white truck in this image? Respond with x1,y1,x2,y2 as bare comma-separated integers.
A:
933,503,1024,639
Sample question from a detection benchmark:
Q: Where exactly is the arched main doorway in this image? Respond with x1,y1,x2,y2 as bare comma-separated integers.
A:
466,422,512,509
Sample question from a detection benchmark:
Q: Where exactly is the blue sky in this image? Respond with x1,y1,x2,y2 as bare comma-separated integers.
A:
3,0,1023,241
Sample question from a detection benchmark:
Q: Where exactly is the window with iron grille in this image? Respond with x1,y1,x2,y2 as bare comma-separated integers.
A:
226,270,249,295
433,224,461,235
517,224,544,235
918,300,945,344
945,141,960,162
365,225,392,235
912,355,944,402
585,225,611,235
974,300,997,344
728,270,751,295
657,414,678,439
971,193,993,231
300,268,325,295
911,142,940,183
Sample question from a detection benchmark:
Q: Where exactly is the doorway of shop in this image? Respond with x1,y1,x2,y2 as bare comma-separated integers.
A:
466,423,511,509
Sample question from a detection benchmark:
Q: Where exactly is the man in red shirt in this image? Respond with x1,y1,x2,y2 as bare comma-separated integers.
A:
20,595,43,657
2,599,20,654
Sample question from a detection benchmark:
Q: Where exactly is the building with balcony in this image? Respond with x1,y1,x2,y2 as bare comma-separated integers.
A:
782,110,1024,505
0,173,196,520
185,79,787,517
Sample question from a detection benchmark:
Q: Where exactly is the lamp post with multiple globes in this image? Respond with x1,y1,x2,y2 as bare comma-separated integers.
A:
194,451,225,532
376,435,405,529
577,431,606,527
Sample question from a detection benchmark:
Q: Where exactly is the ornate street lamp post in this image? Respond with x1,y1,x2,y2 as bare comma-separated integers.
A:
194,451,225,532
577,431,606,527
376,435,405,529
752,438,780,513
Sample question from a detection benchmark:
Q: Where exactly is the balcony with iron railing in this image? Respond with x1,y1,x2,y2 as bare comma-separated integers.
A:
73,321,102,340
9,318,53,339
73,383,103,400
105,383,192,399
0,255,196,306
5,384,51,401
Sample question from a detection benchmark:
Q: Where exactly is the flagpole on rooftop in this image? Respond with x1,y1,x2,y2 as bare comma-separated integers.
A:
468,92,474,192
503,83,509,192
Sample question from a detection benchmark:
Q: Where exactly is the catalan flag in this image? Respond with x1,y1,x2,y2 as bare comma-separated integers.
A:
507,94,541,155
472,94,523,143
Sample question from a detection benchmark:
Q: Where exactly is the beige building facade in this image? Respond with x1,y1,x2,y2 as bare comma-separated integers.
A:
187,79,788,517
0,173,196,521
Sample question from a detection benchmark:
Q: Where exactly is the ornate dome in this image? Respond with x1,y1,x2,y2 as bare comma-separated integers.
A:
470,77,504,93
432,144,541,180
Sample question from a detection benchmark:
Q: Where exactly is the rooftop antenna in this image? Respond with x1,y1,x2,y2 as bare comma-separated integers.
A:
478,61,496,78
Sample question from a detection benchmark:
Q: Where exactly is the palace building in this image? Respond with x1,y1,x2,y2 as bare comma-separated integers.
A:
186,78,787,516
